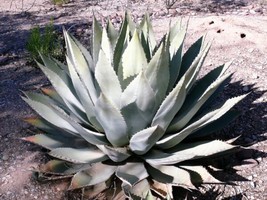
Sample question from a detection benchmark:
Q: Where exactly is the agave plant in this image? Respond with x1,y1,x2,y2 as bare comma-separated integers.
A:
22,12,246,199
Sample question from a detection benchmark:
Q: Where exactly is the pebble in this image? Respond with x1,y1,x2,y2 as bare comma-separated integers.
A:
250,181,256,188
2,154,9,161
254,7,263,13
250,10,256,14
248,48,254,53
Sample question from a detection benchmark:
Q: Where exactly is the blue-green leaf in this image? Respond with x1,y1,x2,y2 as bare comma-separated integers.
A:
49,147,108,164
129,126,164,155
95,50,122,107
95,93,129,147
122,29,147,79
69,163,117,190
116,162,149,186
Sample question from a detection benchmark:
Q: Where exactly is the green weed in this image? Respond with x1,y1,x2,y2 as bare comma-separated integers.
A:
26,21,63,65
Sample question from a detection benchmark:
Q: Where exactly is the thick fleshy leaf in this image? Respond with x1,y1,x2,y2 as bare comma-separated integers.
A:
68,34,94,72
145,42,169,105
101,28,113,63
122,29,147,79
178,35,205,80
22,134,84,150
120,71,156,134
185,42,211,92
37,61,85,114
64,30,98,104
107,19,118,50
39,160,91,175
167,28,186,91
40,54,70,82
92,15,102,65
95,93,128,147
168,72,232,133
147,164,195,188
69,163,117,190
158,94,246,149
41,88,66,107
95,50,122,107
97,145,131,162
139,14,157,60
122,179,152,200
188,110,240,139
121,103,149,136
129,126,164,155
22,93,79,135
151,76,186,131
51,57,70,75
66,56,96,126
178,62,231,124
23,117,60,135
65,62,102,130
120,71,156,111
169,19,182,42
113,12,132,72
147,140,237,165
50,104,109,145
116,162,149,186
49,147,108,164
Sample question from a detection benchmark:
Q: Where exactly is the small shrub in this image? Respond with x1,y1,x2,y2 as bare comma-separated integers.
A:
26,21,63,64
51,0,70,6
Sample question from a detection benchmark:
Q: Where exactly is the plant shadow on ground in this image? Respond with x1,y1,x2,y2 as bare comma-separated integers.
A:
171,80,267,200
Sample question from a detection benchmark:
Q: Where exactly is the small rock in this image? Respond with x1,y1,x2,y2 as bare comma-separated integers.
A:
158,10,166,17
168,8,177,16
250,181,256,188
249,10,256,14
2,154,9,161
254,7,263,13
248,48,254,53
247,175,253,181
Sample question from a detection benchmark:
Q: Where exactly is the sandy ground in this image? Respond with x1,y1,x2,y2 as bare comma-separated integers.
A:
0,0,267,199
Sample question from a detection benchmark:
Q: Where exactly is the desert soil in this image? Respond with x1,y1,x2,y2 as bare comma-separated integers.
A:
0,0,267,199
